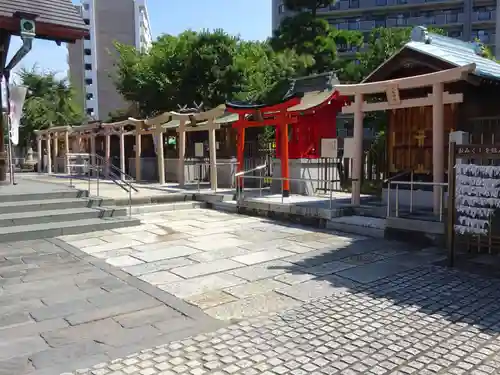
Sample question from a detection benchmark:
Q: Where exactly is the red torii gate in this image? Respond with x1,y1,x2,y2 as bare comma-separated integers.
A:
226,96,301,197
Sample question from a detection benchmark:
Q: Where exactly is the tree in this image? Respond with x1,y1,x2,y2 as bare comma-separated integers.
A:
16,67,84,148
114,29,312,116
271,12,362,74
283,0,335,17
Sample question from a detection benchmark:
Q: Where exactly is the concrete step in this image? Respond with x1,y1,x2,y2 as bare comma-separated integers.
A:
0,206,127,227
0,217,141,243
326,215,386,238
0,189,88,203
128,201,205,215
0,197,112,214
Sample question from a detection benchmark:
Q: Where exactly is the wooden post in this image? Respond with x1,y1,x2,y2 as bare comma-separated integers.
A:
37,136,42,172
52,133,58,173
178,120,186,187
208,121,217,190
447,141,456,267
120,131,126,180
46,135,52,174
157,128,165,185
105,132,111,178
280,122,290,197
90,135,96,177
64,130,70,174
135,129,141,182
352,92,363,205
237,127,245,189
432,82,444,215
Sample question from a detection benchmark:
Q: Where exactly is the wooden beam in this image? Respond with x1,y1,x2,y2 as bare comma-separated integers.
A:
341,92,463,114
336,64,476,96
176,123,221,133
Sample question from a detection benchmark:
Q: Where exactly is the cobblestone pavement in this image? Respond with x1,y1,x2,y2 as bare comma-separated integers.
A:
67,265,500,375
59,208,445,321
0,239,219,375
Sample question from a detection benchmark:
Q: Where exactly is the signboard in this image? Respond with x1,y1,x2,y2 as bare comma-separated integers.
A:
343,137,355,159
320,138,338,158
454,163,500,236
194,142,204,158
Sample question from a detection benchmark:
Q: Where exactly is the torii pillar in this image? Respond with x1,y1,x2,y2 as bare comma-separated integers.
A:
156,126,165,185
351,93,364,205
432,82,445,214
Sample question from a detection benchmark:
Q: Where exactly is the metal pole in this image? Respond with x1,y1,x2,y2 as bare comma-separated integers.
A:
97,163,100,197
129,185,132,217
439,185,443,222
87,161,91,195
259,168,263,197
281,179,284,204
409,171,413,213
395,184,399,217
387,183,391,217
329,179,333,211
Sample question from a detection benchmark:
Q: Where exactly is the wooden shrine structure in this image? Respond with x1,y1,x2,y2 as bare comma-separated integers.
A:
34,105,239,189
336,26,500,211
0,0,88,183
226,72,347,197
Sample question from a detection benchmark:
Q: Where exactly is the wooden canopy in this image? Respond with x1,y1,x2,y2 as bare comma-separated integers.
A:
0,0,88,42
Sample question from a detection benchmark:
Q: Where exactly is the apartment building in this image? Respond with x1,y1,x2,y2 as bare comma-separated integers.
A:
68,0,153,121
272,0,500,56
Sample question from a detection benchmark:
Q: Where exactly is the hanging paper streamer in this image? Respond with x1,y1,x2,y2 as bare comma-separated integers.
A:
454,163,500,235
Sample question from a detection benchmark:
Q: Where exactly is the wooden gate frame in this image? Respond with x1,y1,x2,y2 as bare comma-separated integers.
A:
447,142,500,266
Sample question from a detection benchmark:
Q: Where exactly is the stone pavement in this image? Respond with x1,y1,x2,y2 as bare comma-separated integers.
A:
68,265,500,375
60,208,445,321
0,239,220,375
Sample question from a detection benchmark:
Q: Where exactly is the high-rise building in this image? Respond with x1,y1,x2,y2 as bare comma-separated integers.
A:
68,0,153,121
272,0,500,57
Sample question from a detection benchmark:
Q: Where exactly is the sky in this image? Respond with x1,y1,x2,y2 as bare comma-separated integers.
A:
7,0,272,79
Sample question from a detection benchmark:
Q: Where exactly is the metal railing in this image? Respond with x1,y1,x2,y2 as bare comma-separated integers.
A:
66,153,138,216
235,167,347,210
385,169,413,217
193,161,239,193
387,180,448,222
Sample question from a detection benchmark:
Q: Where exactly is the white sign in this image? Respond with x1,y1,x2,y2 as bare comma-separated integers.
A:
194,142,204,158
343,137,355,159
320,138,338,158
8,85,27,146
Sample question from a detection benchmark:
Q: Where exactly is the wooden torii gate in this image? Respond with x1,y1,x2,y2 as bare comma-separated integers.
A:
335,63,476,212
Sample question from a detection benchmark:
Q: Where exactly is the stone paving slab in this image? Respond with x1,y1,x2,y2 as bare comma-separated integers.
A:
60,208,445,322
66,265,500,375
0,239,221,375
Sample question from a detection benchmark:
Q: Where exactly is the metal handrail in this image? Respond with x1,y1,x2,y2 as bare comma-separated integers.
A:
93,154,139,193
66,152,136,216
192,161,239,192
236,173,349,209
383,169,412,184
387,180,449,222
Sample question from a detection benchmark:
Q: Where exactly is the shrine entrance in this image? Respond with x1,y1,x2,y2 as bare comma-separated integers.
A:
447,142,500,266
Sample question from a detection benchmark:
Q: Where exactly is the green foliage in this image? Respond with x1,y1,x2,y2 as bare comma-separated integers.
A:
283,0,335,16
114,30,312,116
271,13,363,74
16,67,84,148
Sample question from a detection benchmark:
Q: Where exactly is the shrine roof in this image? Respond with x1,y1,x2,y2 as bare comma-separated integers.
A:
364,26,500,83
0,0,88,41
226,71,340,112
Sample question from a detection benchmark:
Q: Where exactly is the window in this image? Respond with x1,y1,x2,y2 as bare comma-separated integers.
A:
84,48,92,56
85,63,92,70
83,18,90,25
86,108,94,116
376,0,387,6
349,0,359,8
84,34,90,40
86,93,93,100
278,4,285,13
83,3,89,10
85,78,93,85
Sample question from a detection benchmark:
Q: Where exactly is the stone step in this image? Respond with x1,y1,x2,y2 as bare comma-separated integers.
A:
0,197,112,214
128,201,205,215
0,206,127,227
0,217,141,243
326,215,386,238
0,189,88,203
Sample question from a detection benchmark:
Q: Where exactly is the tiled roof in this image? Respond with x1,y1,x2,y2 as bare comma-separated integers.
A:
0,0,87,36
399,26,500,81
285,71,338,98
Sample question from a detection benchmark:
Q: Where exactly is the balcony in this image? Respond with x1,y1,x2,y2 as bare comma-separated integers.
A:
472,10,496,22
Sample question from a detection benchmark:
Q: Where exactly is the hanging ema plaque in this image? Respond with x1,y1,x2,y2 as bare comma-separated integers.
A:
454,164,500,235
